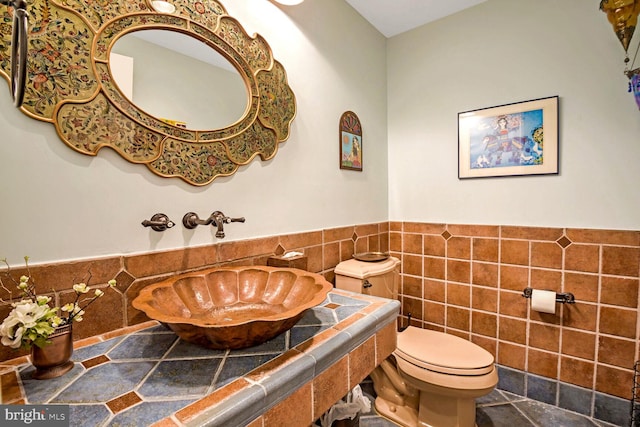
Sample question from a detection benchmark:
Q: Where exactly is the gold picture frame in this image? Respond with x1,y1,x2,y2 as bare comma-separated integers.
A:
458,96,559,179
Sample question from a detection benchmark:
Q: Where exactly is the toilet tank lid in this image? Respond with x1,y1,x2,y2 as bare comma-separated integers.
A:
334,257,400,279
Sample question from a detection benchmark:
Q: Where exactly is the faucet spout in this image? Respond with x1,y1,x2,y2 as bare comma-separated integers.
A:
211,211,246,238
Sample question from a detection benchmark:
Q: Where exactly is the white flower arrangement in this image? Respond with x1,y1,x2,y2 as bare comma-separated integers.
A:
0,256,117,350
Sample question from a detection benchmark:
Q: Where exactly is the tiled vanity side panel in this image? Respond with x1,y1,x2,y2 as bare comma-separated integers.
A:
0,222,389,364
250,323,397,427
389,222,640,404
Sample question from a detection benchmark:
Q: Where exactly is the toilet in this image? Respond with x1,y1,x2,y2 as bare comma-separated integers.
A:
334,257,498,427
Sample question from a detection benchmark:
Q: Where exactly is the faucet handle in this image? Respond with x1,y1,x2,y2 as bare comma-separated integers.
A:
141,213,175,232
227,216,245,224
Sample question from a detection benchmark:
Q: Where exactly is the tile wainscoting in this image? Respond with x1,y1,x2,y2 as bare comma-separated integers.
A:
1,221,638,424
389,222,640,407
0,222,389,363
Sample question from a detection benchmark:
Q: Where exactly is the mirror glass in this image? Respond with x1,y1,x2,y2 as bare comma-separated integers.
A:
110,30,248,130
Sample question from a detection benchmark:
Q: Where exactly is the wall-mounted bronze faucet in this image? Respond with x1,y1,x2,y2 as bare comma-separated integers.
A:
141,213,175,232
182,211,245,238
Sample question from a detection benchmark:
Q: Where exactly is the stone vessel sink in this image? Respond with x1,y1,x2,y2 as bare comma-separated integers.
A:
132,266,333,349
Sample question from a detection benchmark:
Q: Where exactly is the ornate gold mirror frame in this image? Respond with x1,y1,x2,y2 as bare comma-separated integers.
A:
0,0,296,185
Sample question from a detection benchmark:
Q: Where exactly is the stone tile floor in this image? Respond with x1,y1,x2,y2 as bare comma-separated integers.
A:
356,389,623,427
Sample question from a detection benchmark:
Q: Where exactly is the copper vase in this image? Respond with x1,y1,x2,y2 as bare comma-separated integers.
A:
31,324,74,380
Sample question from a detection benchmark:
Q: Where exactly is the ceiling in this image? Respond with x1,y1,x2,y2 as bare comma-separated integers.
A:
344,0,488,38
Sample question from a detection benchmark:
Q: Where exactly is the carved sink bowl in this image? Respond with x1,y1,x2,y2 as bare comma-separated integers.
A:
132,266,333,349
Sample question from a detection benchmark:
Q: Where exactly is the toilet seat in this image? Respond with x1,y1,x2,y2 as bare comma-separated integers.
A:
395,327,494,376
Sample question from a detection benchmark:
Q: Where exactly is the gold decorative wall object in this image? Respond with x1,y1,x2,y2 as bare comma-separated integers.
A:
0,0,296,185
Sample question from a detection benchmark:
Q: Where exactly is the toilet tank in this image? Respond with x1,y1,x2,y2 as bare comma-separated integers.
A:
334,257,400,299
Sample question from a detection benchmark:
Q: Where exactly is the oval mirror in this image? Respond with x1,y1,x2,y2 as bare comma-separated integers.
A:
110,29,248,131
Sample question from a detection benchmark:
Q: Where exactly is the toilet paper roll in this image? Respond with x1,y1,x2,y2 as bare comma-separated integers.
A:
530,289,556,314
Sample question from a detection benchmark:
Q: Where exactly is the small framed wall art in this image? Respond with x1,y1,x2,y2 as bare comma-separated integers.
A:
339,111,362,171
458,96,559,179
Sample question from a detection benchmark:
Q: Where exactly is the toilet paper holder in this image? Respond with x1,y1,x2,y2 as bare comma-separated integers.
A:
522,287,576,304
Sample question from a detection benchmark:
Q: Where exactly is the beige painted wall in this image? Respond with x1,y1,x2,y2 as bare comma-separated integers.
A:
388,0,640,230
0,0,388,264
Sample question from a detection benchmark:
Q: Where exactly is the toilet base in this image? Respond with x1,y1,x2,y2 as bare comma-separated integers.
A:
418,390,477,427
374,395,418,427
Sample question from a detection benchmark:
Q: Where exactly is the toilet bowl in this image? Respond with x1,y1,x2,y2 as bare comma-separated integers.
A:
335,257,498,427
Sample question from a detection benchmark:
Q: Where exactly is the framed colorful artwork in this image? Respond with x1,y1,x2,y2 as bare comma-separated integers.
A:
458,96,559,179
339,111,363,171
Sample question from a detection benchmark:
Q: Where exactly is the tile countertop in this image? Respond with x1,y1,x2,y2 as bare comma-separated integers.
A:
0,289,400,427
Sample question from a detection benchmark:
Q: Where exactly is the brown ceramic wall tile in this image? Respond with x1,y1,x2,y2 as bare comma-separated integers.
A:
218,237,280,262
472,262,498,287
307,246,324,272
323,242,340,271
404,222,445,234
313,356,349,419
389,232,402,252
598,336,635,369
424,256,445,280
472,287,498,312
355,223,379,237
65,291,124,340
280,231,323,250
563,303,597,332
424,235,446,257
376,321,398,365
354,237,369,254
599,306,637,338
595,364,633,399
531,241,563,269
602,246,640,277
424,301,445,325
471,336,497,357
447,283,470,307
323,227,354,243
349,337,376,387
389,221,403,232
403,234,423,255
402,275,422,299
448,224,499,238
528,322,560,352
402,254,422,277
368,233,381,253
565,244,599,274
501,226,563,241
447,259,470,283
530,269,562,293
600,276,639,308
446,306,470,331
561,329,596,360
424,279,445,303
498,290,527,318
563,272,599,303
263,382,312,427
527,349,558,378
471,311,497,337
498,317,526,345
473,238,499,263
500,239,529,266
31,257,123,294
447,236,470,260
560,356,594,389
499,265,529,291
566,228,640,246
497,342,526,370
402,296,423,321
